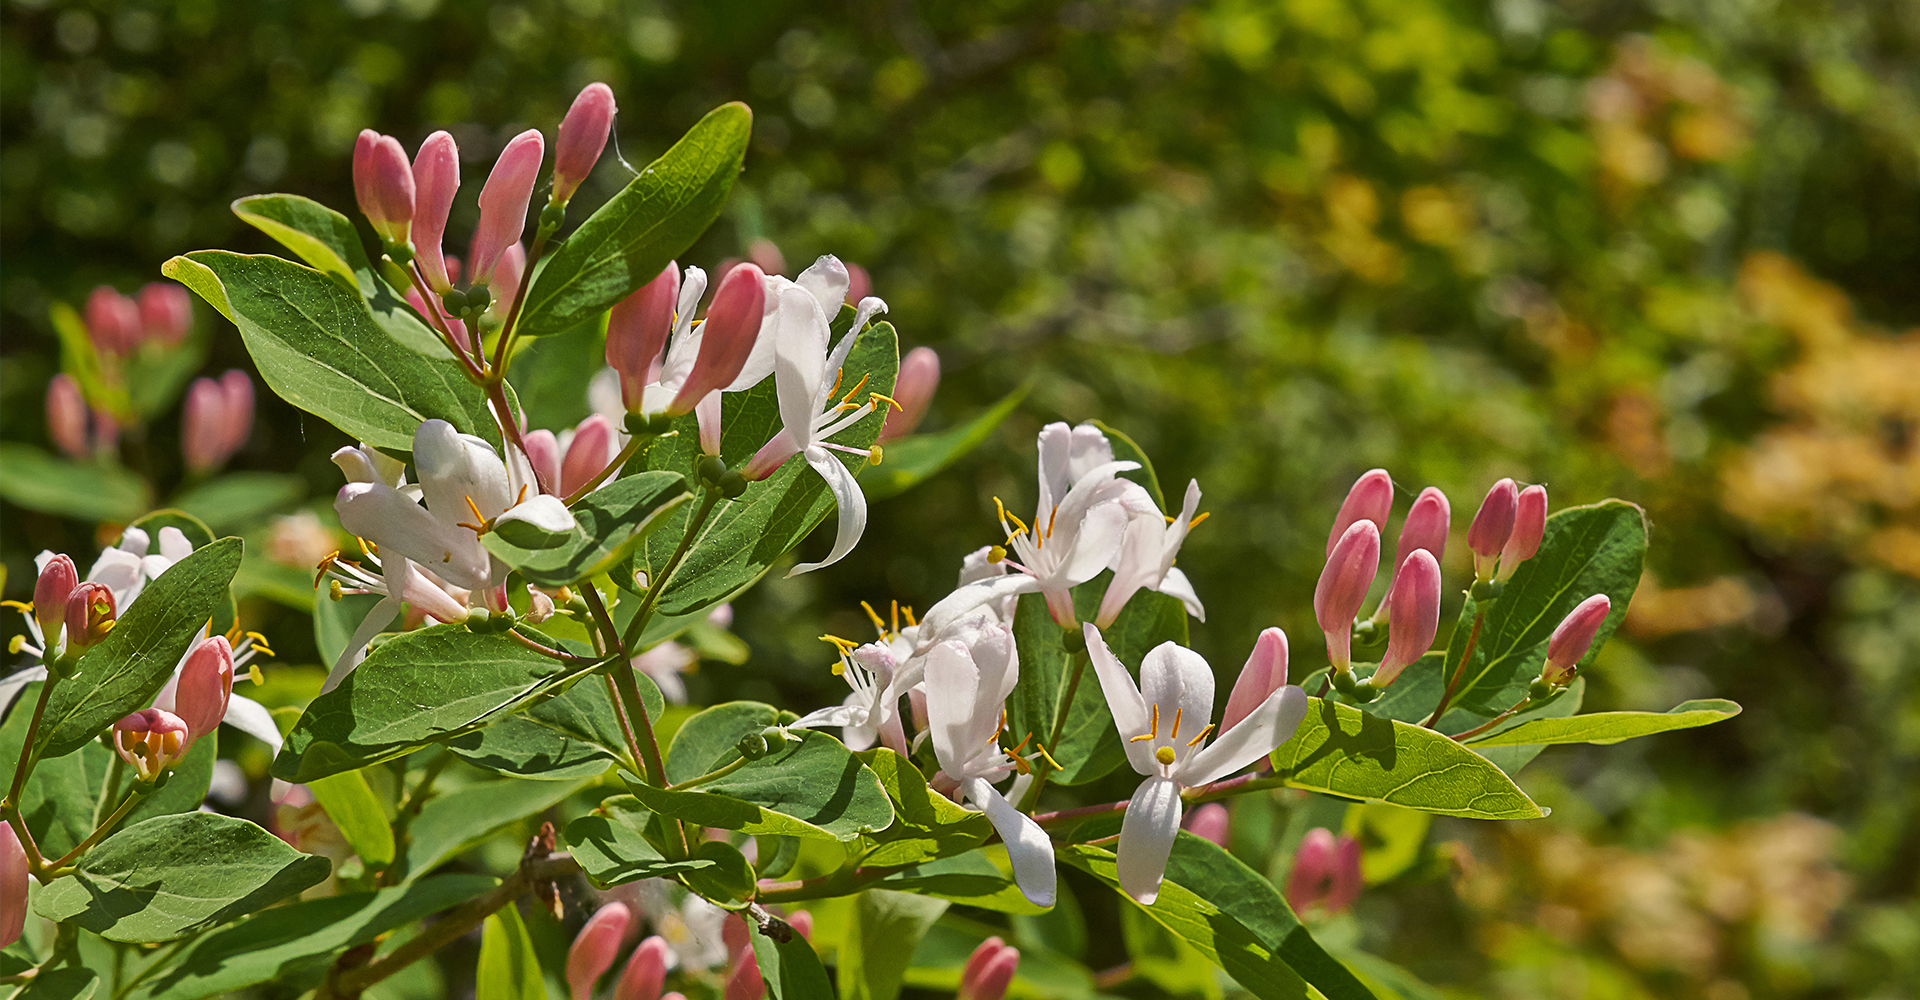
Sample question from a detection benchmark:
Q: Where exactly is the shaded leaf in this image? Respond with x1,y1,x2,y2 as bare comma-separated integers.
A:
476,904,545,1000
400,776,586,881
839,889,950,1000
857,749,991,867
447,672,657,780
482,471,690,587
308,767,396,867
0,445,148,524
562,795,716,889
629,729,894,841
1270,698,1545,820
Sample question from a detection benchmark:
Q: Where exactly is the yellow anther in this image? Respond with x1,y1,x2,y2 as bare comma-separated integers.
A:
828,365,845,400
1034,742,1063,771
860,600,888,633
1045,504,1059,539
247,663,265,685
8,636,25,655
1188,511,1211,529
1154,746,1178,766
314,550,342,587
1186,723,1215,747
987,545,1007,564
457,495,490,535
818,633,859,651
1170,707,1183,741
901,606,917,626
869,392,903,412
890,600,901,634
0,600,32,614
246,631,276,656
831,660,846,677
868,446,883,466
1129,732,1155,743
1149,703,1160,738
329,580,344,601
839,372,872,405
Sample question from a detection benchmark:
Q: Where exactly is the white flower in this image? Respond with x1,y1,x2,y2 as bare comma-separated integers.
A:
1084,623,1308,904
791,638,904,753
1095,478,1207,627
924,616,1057,907
631,640,696,704
741,256,890,577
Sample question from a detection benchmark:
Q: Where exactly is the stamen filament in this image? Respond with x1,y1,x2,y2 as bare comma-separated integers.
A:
1186,723,1215,747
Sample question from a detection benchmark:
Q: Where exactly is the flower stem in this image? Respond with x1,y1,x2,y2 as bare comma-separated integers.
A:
6,676,56,807
561,435,643,506
1018,647,1090,811
46,783,149,873
486,228,549,379
1452,696,1535,742
1422,606,1485,729
619,487,723,653
755,863,909,903
667,755,750,791
578,584,670,791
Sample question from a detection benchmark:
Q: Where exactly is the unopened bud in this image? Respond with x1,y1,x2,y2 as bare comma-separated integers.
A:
490,242,527,317
114,708,189,781
879,346,939,442
957,936,1020,1000
723,947,763,1000
1221,627,1288,733
352,130,416,247
747,239,786,277
737,731,771,760
1314,520,1379,674
523,429,562,493
1542,594,1610,686
1373,550,1440,688
182,373,252,473
411,131,461,293
553,82,616,206
471,129,544,287
845,262,873,304
33,554,77,643
0,822,24,948
608,264,680,412
667,263,766,416
65,581,115,651
1396,487,1450,567
1497,485,1547,581
560,415,616,498
566,901,632,1000
698,455,728,487
1182,802,1231,849
1467,478,1519,579
1326,469,1393,558
46,374,89,459
138,282,193,346
718,470,748,500
1285,827,1362,916
615,935,671,1000
85,286,142,355
175,634,234,751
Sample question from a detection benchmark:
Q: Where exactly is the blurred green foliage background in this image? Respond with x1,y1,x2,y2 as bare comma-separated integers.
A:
3,0,1917,996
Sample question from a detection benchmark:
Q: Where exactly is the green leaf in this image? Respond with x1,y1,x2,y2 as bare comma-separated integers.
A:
863,385,1027,501
632,320,897,615
749,916,836,1000
1270,698,1545,820
516,102,752,338
840,889,950,1000
34,812,330,943
1007,585,1189,786
38,537,243,759
1459,678,1584,775
49,301,129,419
14,968,97,1000
272,624,597,783
875,848,1050,914
1122,904,1224,999
314,581,385,672
447,671,656,779
308,768,397,868
1467,698,1742,747
629,729,894,841
123,331,210,424
664,701,782,784
136,874,496,1000
400,776,586,881
682,838,759,907
163,251,497,456
1448,501,1646,719
170,472,305,532
563,795,716,888
0,445,148,524
856,749,991,867
476,904,546,1000
482,472,691,587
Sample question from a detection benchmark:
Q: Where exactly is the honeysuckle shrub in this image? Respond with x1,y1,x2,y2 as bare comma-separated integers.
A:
0,85,1745,1000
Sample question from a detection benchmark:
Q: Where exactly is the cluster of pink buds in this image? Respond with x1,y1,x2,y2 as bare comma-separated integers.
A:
110,634,233,781
604,261,768,435
1285,827,1362,917
1465,478,1547,583
564,902,685,1000
181,370,256,474
1314,470,1446,691
85,283,192,355
957,936,1021,1000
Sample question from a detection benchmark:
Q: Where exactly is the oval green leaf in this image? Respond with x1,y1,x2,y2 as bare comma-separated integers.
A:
1467,698,1742,748
1271,697,1546,820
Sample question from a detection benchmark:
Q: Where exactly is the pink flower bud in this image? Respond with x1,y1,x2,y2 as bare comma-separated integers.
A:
1497,485,1547,581
46,374,89,458
1182,802,1230,848
667,263,766,415
352,129,416,246
1327,469,1393,557
523,429,563,494
722,947,762,1000
615,935,671,1000
845,262,873,304
34,554,77,641
182,377,229,473
175,634,234,751
138,282,193,345
114,707,189,781
85,286,141,355
1542,594,1610,686
879,346,939,442
561,415,616,497
1285,828,1362,916
608,264,680,412
958,937,1019,1000
220,369,255,458
1222,627,1288,733
1467,478,1518,577
788,909,814,939
1396,487,1450,567
65,581,115,651
1314,521,1379,674
471,129,545,287
722,912,750,963
567,902,632,1000
747,239,786,277
411,131,461,293
0,822,25,948
554,82,616,205
1374,550,1440,687
490,242,528,317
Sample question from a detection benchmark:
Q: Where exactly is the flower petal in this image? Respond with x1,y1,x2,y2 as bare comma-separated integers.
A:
1181,685,1309,786
1117,775,1183,904
770,285,829,440
786,446,867,576
965,778,1057,908
1083,624,1154,775
323,594,401,693
923,640,981,777
221,693,285,753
